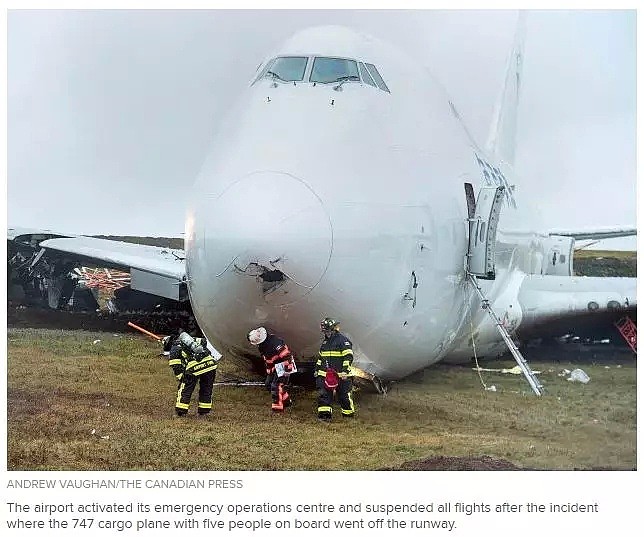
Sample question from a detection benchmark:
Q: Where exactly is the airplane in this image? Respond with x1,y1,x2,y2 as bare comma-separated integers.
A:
7,22,636,391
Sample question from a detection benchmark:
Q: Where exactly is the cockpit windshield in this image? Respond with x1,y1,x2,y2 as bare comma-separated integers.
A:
264,56,308,82
310,57,359,84
254,55,390,93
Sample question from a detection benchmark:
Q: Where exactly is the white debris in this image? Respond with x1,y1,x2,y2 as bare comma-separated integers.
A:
100,435,110,440
90,429,96,435
92,339,101,345
558,368,572,377
604,366,610,369
485,385,497,392
567,368,590,384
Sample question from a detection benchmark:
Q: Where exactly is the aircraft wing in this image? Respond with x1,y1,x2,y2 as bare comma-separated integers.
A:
38,236,186,301
8,229,186,302
39,236,185,280
547,227,637,240
516,274,636,339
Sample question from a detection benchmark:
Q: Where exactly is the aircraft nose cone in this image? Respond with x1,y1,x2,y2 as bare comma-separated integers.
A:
188,171,333,307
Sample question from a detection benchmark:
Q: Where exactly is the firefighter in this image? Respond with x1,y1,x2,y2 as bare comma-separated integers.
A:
173,332,219,417
163,334,185,383
247,327,295,411
316,317,355,421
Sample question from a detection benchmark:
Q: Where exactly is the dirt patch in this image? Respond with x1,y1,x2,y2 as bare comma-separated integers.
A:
385,455,524,470
7,388,52,418
385,456,635,471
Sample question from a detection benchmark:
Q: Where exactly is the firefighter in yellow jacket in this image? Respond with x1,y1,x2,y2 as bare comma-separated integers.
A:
170,332,218,417
315,317,355,421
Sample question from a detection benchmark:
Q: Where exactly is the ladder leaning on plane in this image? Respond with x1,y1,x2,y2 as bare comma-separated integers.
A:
464,183,544,396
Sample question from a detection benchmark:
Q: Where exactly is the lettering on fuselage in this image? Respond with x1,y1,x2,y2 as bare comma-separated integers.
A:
474,153,517,209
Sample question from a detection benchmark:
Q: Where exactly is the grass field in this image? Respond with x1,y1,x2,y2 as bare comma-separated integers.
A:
573,250,636,277
7,328,636,471
573,250,636,259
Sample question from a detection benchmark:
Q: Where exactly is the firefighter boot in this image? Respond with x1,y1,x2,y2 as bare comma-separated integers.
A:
271,387,284,412
281,385,293,407
317,405,332,421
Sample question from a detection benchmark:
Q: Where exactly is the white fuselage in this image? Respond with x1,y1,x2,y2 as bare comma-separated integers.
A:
184,26,544,380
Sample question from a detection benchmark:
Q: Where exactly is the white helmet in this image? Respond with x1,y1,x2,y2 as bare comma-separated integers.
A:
247,327,267,345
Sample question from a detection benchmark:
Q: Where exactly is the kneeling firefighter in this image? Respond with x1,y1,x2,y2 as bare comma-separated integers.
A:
172,332,219,417
247,327,296,411
316,317,356,421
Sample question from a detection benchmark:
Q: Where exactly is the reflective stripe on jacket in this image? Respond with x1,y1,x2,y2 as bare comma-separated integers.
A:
316,332,353,377
168,344,188,380
258,334,293,374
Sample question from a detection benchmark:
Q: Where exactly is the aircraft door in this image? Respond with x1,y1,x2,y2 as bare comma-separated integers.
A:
541,235,574,276
465,184,505,280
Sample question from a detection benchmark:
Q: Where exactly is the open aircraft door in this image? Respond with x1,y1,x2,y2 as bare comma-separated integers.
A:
464,184,505,280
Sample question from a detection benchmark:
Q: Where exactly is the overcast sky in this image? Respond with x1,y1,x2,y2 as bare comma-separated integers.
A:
7,9,636,249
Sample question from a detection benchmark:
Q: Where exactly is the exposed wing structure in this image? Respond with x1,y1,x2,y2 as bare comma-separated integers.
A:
38,236,186,301
547,227,637,240
8,229,187,309
516,274,636,338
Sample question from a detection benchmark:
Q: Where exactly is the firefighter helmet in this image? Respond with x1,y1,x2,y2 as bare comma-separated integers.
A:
320,317,339,332
247,327,267,345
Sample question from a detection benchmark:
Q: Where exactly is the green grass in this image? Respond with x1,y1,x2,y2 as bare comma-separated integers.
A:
573,250,635,259
573,250,636,277
7,328,636,470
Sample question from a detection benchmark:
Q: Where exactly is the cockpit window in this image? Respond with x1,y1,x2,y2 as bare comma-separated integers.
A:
358,62,376,87
310,57,359,84
265,56,308,82
252,58,276,85
253,55,390,93
365,63,390,93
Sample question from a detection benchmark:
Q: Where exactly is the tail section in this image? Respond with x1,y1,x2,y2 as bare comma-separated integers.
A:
485,11,527,168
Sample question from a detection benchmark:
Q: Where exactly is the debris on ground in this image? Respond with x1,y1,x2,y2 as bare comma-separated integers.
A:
568,368,590,383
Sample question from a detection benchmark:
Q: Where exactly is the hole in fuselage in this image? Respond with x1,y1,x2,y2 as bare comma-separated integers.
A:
260,268,286,294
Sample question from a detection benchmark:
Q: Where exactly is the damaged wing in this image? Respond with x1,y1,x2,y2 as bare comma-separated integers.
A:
38,236,186,301
8,228,187,309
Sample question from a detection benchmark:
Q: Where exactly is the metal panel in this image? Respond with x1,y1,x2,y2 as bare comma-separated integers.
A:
542,235,574,276
130,268,183,301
